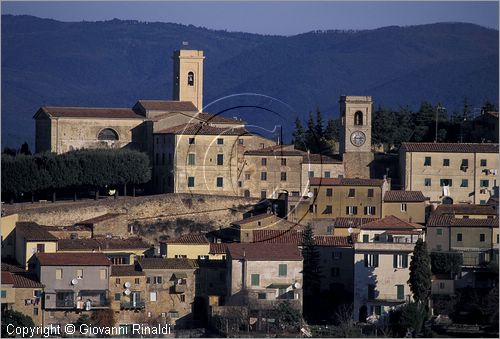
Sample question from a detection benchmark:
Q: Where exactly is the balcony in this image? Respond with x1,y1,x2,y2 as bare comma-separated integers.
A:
120,300,145,310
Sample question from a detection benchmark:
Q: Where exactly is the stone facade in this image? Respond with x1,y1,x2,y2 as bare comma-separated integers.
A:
172,50,204,111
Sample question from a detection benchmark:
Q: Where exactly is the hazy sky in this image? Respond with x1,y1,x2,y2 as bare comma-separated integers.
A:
2,1,498,35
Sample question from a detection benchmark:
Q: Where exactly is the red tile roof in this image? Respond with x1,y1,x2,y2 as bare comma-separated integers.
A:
303,153,343,164
155,123,250,136
252,230,303,245
401,142,499,153
433,204,497,216
110,265,145,277
333,217,379,228
1,271,14,285
1,263,25,273
314,235,355,247
227,243,302,261
36,106,144,119
166,233,208,244
384,191,426,202
75,213,123,225
11,274,44,288
35,253,112,266
309,177,386,187
209,243,228,254
196,112,243,124
58,237,151,251
16,222,58,242
360,215,422,230
138,258,197,270
57,238,100,251
136,100,198,112
427,215,499,227
244,144,304,157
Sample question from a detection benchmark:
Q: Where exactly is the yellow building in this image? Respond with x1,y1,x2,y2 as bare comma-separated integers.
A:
399,142,499,204
15,222,58,269
1,213,18,260
382,190,427,224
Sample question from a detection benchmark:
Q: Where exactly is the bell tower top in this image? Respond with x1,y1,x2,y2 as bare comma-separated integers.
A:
339,95,372,155
172,49,205,111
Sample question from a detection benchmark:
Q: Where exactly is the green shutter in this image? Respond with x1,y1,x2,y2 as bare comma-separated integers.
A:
363,234,369,243
397,285,404,300
393,255,398,268
251,274,260,286
0,290,6,298
279,264,287,277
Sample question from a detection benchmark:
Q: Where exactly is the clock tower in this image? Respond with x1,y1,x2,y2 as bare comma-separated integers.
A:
339,96,374,178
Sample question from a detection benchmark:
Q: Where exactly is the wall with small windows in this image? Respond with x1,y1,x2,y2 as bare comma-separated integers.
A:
382,201,426,224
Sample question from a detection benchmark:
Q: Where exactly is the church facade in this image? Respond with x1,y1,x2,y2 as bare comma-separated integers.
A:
33,49,375,197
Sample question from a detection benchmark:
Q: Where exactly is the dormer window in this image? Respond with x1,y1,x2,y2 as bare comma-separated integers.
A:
187,72,194,86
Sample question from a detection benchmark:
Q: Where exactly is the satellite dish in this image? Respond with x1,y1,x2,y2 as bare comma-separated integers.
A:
124,289,131,296
293,282,302,289
348,227,353,234
124,281,131,288
307,192,314,198
71,278,79,285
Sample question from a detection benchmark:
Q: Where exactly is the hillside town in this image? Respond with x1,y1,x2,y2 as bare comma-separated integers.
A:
1,48,499,338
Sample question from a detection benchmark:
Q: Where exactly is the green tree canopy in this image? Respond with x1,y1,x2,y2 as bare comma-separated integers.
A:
408,239,432,305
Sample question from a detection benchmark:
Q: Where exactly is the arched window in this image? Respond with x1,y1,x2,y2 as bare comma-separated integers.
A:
98,128,119,141
354,111,363,126
187,72,194,86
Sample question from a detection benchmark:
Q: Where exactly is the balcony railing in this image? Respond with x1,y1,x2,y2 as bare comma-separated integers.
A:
120,300,145,309
355,242,415,251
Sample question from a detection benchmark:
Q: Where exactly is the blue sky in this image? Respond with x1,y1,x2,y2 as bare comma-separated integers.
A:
2,1,498,35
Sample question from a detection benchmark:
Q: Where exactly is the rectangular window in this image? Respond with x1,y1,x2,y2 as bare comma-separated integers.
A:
100,269,106,280
346,206,358,215
393,254,409,268
150,292,157,302
76,269,83,279
188,177,195,187
180,294,186,302
424,157,431,166
396,285,405,300
437,228,443,235
440,179,452,187
261,172,267,181
480,159,487,167
216,177,223,188
168,311,179,319
251,274,260,286
374,306,382,316
116,278,121,284
135,278,140,285
0,290,6,298
480,180,489,187
367,189,374,197
261,191,267,199
461,159,469,169
217,138,224,145
348,188,356,197
364,254,379,267
457,233,462,242
480,233,485,242
188,138,195,144
424,178,432,186
374,234,380,242
333,251,342,260
324,171,331,178
56,269,62,280
281,172,287,181
261,158,267,166
114,293,121,301
461,179,469,187
443,159,450,167
245,173,251,180
238,139,244,145
363,234,369,243
326,188,333,197
331,267,340,277
279,264,287,277
33,308,38,316
217,154,224,166
364,206,376,215
401,203,407,212
308,171,314,178
258,293,267,300
439,282,445,289
324,205,332,214
281,158,287,166
36,244,45,253
188,153,195,166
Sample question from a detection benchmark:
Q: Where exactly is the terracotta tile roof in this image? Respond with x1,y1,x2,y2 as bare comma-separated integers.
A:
385,230,423,235
303,153,343,164
75,213,123,225
314,235,355,247
232,213,276,226
11,274,44,288
384,191,426,202
36,106,144,119
309,177,386,187
252,230,303,245
227,243,302,261
333,217,379,228
58,237,151,251
1,263,26,273
136,100,197,112
360,215,422,230
155,123,250,136
433,204,497,216
166,233,208,244
16,222,58,242
35,253,112,266
196,112,243,124
209,243,228,254
244,144,305,157
232,214,303,232
427,215,499,227
110,265,144,277
58,238,100,251
1,271,14,285
138,258,197,270
401,142,499,153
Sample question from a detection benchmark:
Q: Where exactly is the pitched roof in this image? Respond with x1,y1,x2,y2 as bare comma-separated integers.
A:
58,238,100,251
136,100,197,112
58,237,151,251
303,153,343,164
309,177,386,187
244,144,304,157
75,213,123,225
1,263,25,273
1,271,14,285
155,123,250,136
110,265,144,277
11,274,44,288
35,253,112,266
333,217,379,228
401,142,499,153
138,258,197,270
227,243,302,261
433,204,497,216
360,215,422,230
427,215,499,227
16,222,58,242
314,235,355,247
209,243,228,254
252,230,303,245
166,233,208,244
36,106,144,119
196,112,243,124
384,191,426,202
231,214,303,231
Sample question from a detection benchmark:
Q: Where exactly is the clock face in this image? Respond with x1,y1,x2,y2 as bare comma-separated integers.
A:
350,131,366,147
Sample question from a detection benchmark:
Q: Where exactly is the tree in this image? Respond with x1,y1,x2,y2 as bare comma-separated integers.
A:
301,224,322,320
292,117,306,151
19,142,31,155
388,302,427,337
274,301,301,332
408,239,432,305
91,309,116,329
430,252,463,277
1,310,35,337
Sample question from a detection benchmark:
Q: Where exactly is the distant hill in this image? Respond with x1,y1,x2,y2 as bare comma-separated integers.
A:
2,15,498,148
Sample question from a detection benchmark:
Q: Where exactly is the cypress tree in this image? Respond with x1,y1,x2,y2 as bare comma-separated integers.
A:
408,239,432,305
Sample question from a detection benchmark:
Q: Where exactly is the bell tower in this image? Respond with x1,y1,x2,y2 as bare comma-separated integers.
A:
339,96,374,178
173,50,204,111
